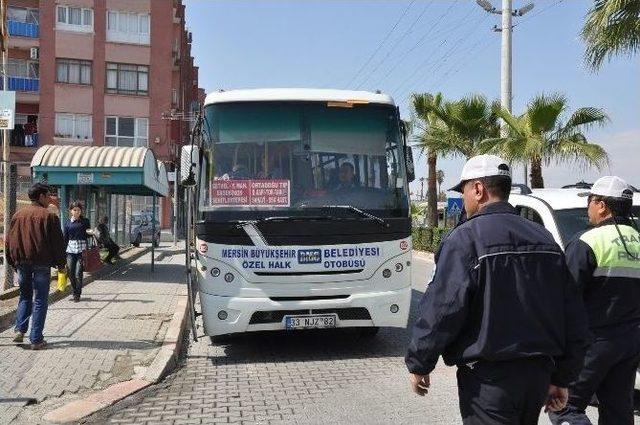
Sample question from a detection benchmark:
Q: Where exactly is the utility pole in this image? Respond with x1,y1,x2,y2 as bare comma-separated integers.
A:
476,0,534,185
1,0,12,290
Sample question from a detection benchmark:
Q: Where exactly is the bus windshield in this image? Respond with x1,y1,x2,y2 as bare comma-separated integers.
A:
199,101,409,218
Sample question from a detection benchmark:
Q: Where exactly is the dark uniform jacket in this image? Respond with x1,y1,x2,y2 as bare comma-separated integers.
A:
406,202,591,387
565,217,640,337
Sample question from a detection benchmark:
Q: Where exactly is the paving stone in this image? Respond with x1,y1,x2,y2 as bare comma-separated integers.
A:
0,245,186,424
86,255,621,425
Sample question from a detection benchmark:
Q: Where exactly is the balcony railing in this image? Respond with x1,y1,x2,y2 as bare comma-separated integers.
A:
0,77,39,92
8,21,39,38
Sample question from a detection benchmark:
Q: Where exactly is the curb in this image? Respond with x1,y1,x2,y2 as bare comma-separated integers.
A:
42,294,189,423
0,246,150,332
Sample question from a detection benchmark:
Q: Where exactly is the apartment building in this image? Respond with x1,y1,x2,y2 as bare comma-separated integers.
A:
5,0,203,229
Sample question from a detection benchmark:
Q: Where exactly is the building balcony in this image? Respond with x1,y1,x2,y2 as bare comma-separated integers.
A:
1,77,39,92
8,21,39,38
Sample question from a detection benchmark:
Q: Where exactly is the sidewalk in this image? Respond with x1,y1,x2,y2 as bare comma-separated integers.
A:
0,243,187,424
0,246,151,329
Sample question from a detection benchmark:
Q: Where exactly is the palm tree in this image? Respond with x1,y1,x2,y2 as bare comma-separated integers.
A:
411,93,444,228
412,93,500,226
582,0,640,70
436,170,445,196
481,93,609,188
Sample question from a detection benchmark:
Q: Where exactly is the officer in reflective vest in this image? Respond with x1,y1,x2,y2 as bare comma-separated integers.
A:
550,176,640,425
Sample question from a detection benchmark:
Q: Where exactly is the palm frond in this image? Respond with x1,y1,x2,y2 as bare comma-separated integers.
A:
525,93,567,134
582,0,640,70
551,134,610,170
559,107,610,135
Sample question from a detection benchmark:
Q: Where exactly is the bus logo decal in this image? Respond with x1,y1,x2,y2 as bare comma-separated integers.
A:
298,249,322,264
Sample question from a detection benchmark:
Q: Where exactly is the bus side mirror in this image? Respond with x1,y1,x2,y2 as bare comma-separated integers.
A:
180,145,200,187
405,146,415,183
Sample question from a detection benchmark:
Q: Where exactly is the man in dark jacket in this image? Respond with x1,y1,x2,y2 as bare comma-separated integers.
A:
406,155,591,424
6,183,66,349
550,176,640,425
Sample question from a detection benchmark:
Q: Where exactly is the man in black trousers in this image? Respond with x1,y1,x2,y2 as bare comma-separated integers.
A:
405,154,591,424
550,176,640,425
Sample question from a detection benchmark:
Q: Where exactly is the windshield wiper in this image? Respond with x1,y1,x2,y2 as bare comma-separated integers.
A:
233,215,337,228
320,205,389,227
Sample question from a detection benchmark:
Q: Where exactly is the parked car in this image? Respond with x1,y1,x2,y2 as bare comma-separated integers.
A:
508,184,640,390
129,212,160,247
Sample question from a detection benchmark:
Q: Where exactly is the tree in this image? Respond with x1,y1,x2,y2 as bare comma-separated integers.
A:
412,93,500,226
436,170,445,196
481,93,609,188
582,0,640,70
411,93,444,228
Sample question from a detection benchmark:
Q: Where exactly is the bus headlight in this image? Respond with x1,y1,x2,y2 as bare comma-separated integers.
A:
390,304,399,314
224,273,235,283
395,263,403,272
211,268,221,277
382,269,391,278
218,310,228,320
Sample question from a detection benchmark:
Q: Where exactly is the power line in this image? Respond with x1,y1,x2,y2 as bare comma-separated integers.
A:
355,1,434,90
373,1,472,90
343,0,416,89
514,0,563,28
428,36,494,91
394,13,489,100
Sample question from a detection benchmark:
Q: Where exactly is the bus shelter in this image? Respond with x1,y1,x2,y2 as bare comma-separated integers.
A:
30,145,169,271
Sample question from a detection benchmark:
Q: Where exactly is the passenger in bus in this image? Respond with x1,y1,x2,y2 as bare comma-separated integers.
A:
230,163,250,179
334,162,359,191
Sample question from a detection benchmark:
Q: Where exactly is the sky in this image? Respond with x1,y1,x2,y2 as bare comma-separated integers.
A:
184,0,639,197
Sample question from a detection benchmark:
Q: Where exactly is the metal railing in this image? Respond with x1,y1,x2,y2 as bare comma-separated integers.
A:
8,21,39,38
0,77,39,92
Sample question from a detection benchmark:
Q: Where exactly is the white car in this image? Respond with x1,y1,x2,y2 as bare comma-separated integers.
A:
508,185,640,390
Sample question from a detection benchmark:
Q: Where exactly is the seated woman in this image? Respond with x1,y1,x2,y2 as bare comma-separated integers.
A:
96,216,120,264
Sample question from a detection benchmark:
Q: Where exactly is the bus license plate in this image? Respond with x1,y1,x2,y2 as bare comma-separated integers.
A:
285,315,337,330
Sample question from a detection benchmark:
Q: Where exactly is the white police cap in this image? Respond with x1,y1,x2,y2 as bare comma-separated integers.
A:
580,176,633,200
450,154,511,193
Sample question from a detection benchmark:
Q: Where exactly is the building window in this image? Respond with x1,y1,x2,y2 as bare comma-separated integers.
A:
8,59,38,79
55,113,92,140
56,5,93,32
8,6,39,24
105,117,148,147
56,59,91,85
11,114,39,148
172,89,178,106
106,11,150,45
106,63,148,96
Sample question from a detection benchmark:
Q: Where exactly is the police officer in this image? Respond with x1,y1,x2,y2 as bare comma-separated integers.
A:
405,155,590,424
550,176,640,425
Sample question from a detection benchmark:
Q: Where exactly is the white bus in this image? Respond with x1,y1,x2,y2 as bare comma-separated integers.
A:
183,88,415,339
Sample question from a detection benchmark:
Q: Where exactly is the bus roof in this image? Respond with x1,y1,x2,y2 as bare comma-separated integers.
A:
204,88,396,106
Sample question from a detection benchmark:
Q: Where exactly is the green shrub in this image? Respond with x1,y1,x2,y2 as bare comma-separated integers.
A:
412,226,450,253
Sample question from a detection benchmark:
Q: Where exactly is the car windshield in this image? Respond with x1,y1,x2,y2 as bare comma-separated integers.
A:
198,101,409,218
554,206,640,246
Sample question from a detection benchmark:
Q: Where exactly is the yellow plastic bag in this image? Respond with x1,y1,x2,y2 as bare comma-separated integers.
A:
57,271,67,292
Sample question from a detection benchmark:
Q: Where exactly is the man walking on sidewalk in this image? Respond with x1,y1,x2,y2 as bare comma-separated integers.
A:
406,155,591,424
5,183,66,350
